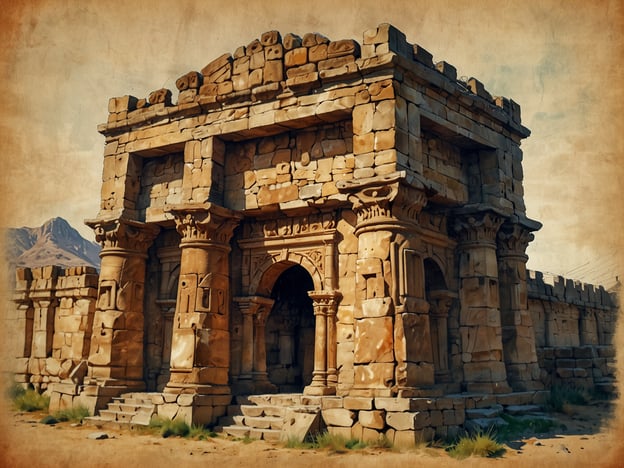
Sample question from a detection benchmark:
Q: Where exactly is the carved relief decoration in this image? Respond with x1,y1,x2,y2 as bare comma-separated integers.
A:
249,247,325,295
243,212,337,239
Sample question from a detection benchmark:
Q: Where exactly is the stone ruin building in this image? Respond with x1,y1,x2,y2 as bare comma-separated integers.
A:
8,24,618,444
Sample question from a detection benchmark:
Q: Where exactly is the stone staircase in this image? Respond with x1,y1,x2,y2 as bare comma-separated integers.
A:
218,394,322,442
464,403,551,432
85,392,159,429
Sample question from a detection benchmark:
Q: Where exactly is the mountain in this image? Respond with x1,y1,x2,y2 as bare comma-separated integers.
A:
3,217,101,271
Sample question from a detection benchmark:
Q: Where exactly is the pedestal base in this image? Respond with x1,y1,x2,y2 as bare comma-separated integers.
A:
303,384,336,396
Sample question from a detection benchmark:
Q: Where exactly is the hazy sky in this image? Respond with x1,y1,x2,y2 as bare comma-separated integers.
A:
1,0,623,287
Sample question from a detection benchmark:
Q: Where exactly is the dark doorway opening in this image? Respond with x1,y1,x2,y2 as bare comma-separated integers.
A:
265,264,315,392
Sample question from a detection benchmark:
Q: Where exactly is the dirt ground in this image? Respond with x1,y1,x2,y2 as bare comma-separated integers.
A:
1,397,623,468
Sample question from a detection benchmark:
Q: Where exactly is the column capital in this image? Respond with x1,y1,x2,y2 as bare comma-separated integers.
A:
308,290,342,315
234,296,275,318
428,289,457,318
337,172,427,228
497,222,534,259
86,218,160,253
168,203,242,245
453,210,504,246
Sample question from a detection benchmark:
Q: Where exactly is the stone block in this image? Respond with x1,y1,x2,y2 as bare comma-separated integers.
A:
359,410,385,429
322,408,355,427
354,317,394,363
354,363,394,389
285,48,307,67
343,397,373,410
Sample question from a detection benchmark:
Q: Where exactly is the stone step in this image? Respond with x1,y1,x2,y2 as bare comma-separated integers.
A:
98,410,119,421
464,417,508,432
504,404,543,416
249,428,281,441
240,405,267,417
222,425,250,438
120,403,154,413
240,404,288,417
243,415,283,430
465,404,503,419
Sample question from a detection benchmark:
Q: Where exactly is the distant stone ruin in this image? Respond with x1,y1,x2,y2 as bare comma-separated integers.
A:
7,24,618,444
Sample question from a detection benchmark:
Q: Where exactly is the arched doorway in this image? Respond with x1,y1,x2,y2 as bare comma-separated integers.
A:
265,264,315,392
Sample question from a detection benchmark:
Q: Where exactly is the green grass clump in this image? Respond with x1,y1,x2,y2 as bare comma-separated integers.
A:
447,430,505,459
13,389,50,412
545,385,589,412
158,417,190,438
498,414,557,440
52,405,90,423
6,383,26,400
40,414,59,425
149,416,215,439
188,424,218,440
286,431,370,453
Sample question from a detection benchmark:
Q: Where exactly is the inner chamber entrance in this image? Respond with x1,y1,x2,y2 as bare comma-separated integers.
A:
265,264,315,392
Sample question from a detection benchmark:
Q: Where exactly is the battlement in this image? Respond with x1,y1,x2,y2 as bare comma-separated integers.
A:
527,270,617,310
101,23,527,140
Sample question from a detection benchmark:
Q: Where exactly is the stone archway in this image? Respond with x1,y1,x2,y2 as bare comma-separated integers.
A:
265,264,315,392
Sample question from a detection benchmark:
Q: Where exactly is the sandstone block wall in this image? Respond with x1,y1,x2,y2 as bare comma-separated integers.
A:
10,266,98,390
97,23,528,228
527,270,618,392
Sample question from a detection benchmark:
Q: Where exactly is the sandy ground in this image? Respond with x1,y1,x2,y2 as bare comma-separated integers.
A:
1,398,623,468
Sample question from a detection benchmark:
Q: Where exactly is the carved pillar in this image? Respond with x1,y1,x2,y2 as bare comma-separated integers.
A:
252,300,276,393
84,219,159,390
497,222,543,390
305,290,341,395
30,266,60,363
232,295,274,393
454,211,510,393
338,173,427,397
12,268,33,385
155,299,176,390
155,245,181,390
428,290,456,383
164,204,241,396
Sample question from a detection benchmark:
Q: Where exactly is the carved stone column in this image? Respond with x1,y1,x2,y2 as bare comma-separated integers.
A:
232,295,274,394
454,211,510,393
164,204,241,396
155,299,176,390
12,268,33,385
252,299,276,393
155,245,181,390
337,173,428,397
305,290,341,395
428,290,456,383
497,222,543,391
84,219,159,393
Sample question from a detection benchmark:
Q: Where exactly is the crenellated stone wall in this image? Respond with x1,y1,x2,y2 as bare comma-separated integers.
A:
10,266,98,391
527,270,618,393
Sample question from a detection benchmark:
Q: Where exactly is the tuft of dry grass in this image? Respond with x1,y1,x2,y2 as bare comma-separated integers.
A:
447,430,505,459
